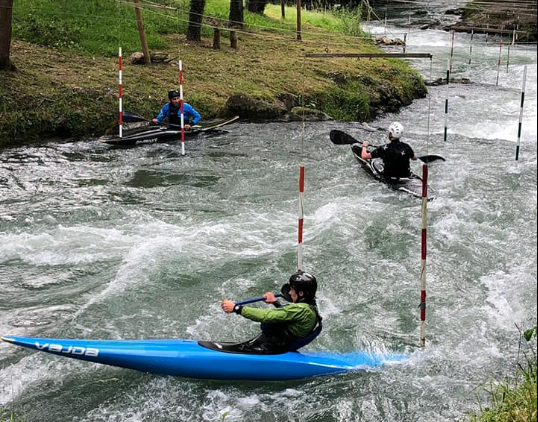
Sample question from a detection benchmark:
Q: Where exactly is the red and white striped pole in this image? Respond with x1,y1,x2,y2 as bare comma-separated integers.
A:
496,41,503,86
449,30,455,74
119,47,123,138
297,164,305,271
420,164,429,348
515,65,527,161
179,60,185,156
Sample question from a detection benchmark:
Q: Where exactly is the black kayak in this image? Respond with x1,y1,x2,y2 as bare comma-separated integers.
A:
99,116,239,145
330,130,442,200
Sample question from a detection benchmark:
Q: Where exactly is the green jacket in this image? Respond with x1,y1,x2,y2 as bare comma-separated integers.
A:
240,302,317,340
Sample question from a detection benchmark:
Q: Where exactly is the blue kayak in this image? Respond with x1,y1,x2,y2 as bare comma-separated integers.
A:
1,336,405,381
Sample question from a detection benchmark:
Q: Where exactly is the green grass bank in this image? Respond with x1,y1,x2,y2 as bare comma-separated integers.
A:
0,0,427,148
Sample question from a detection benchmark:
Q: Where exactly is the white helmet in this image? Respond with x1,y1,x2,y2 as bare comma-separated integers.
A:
388,122,404,139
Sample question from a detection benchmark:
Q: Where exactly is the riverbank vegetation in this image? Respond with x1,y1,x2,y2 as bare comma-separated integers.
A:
466,326,537,422
0,0,427,148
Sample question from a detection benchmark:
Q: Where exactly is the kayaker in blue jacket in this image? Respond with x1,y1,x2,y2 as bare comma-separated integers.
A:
151,89,202,130
221,271,322,354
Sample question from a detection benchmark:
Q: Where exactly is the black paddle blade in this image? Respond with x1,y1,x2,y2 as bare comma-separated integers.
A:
330,130,361,145
418,155,446,164
123,112,149,123
280,284,293,302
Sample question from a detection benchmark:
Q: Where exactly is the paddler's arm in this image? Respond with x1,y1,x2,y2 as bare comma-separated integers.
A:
263,291,283,308
361,141,372,160
152,104,169,125
221,299,240,314
220,292,282,315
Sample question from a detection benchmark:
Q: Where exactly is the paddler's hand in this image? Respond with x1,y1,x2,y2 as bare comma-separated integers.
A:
221,299,236,314
184,124,192,131
151,118,159,125
362,141,369,148
263,292,278,304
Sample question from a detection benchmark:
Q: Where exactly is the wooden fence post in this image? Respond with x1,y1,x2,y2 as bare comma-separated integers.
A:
230,31,238,49
213,28,221,50
133,0,151,64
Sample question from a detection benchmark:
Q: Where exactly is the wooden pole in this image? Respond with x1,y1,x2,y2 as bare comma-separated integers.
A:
296,0,302,41
213,28,221,50
230,31,238,49
133,0,151,65
281,0,286,19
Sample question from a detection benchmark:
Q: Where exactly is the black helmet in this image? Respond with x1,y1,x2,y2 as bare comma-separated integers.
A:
281,270,317,301
168,89,181,100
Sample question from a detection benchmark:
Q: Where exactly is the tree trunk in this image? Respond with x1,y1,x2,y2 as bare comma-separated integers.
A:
246,0,268,14
186,0,206,41
229,0,244,28
0,0,14,70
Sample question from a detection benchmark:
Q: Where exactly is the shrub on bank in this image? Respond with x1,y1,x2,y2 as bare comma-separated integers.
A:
466,326,537,422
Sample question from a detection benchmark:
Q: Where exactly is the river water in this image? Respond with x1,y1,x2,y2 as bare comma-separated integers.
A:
0,4,537,422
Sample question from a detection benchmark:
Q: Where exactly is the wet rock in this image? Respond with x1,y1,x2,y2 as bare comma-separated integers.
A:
225,94,288,120
287,107,332,122
427,77,472,86
375,36,406,46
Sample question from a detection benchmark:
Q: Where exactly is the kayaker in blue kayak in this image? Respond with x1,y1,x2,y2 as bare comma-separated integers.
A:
221,271,322,354
360,122,418,179
151,89,202,130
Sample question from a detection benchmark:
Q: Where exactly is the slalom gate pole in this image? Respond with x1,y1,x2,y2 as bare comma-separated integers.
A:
420,164,429,348
179,60,185,156
444,59,450,142
515,65,527,161
506,45,511,73
297,164,305,271
449,30,455,74
496,41,502,86
469,29,474,66
119,47,123,138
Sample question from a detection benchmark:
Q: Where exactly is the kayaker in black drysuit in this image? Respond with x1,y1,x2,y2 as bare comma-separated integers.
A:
221,271,322,354
361,122,418,180
151,89,202,130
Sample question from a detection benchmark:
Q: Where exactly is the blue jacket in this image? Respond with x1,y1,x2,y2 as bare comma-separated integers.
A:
155,103,202,125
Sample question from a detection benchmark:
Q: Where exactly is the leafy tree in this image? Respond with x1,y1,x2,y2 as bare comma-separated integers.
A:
0,0,14,70
229,0,244,28
187,0,206,41
247,0,269,14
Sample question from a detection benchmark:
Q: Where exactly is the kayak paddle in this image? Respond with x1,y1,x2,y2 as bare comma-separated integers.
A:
329,130,446,164
122,112,188,130
236,293,283,306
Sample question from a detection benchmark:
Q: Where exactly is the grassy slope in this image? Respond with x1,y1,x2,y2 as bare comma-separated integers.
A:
0,0,426,147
